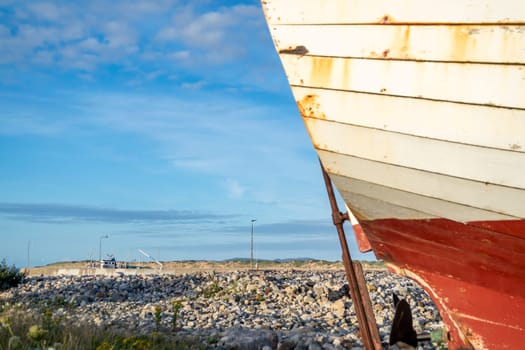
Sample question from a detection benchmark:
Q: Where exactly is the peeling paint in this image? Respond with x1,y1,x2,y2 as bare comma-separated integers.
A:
379,14,393,24
296,94,326,120
279,45,309,55
386,265,473,349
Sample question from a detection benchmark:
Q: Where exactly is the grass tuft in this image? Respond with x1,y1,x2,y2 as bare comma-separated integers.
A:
0,304,205,350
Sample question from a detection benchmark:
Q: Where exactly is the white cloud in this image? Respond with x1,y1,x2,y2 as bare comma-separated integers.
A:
169,50,191,61
7,1,261,65
18,24,58,47
0,114,69,135
32,50,54,65
156,4,264,64
180,80,206,89
77,37,103,51
224,179,246,199
0,88,309,184
145,70,162,80
0,1,284,92
0,2,144,70
53,89,307,187
155,27,177,42
104,21,137,48
77,72,94,81
26,2,66,21
170,157,223,172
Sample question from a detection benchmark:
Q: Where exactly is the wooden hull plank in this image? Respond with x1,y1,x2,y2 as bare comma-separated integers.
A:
281,55,525,109
307,119,525,189
319,150,525,219
273,24,525,64
263,0,525,25
293,87,525,152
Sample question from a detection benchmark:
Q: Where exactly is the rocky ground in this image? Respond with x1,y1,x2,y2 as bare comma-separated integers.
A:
1,269,446,349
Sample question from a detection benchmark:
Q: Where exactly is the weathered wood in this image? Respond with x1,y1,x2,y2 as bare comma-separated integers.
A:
292,87,525,152
281,55,525,109
273,25,525,63
263,0,525,25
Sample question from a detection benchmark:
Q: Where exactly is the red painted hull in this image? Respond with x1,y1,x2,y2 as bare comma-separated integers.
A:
360,218,525,349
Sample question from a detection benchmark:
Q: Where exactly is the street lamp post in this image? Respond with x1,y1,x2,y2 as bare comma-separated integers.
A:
250,219,256,270
99,235,109,263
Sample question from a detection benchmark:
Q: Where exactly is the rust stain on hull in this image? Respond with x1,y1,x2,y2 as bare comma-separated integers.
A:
296,95,328,151
296,94,327,120
310,56,335,88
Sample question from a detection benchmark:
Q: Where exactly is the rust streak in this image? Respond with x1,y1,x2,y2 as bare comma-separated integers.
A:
401,26,411,54
451,26,472,62
310,56,334,89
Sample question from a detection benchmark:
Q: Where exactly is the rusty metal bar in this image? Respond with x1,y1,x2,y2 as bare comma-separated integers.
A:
353,261,382,348
319,159,382,350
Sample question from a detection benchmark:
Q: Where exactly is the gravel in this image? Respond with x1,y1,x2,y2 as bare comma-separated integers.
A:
0,269,447,349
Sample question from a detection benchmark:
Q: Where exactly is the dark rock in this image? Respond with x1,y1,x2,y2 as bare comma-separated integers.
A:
327,284,349,302
277,339,296,350
219,328,278,350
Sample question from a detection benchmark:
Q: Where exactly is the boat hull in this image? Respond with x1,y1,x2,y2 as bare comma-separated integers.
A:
363,217,525,349
262,0,525,348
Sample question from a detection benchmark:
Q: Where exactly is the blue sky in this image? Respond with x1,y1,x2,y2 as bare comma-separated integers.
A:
0,0,373,268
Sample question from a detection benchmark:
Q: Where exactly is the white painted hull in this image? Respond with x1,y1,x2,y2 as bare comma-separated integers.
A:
261,1,525,348
262,0,525,225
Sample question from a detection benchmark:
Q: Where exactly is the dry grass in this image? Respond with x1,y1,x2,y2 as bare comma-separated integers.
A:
0,303,206,350
23,259,385,277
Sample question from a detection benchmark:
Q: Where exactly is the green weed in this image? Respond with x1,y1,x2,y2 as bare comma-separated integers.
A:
0,259,26,291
